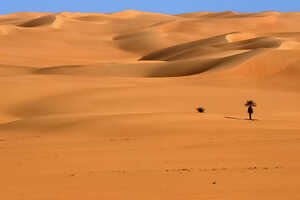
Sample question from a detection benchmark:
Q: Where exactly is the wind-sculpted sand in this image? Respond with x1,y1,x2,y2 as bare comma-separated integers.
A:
1,10,300,200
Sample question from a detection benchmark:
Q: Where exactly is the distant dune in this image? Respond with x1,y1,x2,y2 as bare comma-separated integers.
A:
17,15,57,27
1,10,300,200
0,10,300,76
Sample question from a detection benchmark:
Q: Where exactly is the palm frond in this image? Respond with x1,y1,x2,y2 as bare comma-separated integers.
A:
245,100,257,107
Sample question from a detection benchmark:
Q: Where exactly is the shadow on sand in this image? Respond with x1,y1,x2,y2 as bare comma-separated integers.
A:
224,117,259,121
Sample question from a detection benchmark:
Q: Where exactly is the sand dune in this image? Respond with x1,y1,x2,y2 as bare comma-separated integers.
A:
1,10,300,200
31,48,299,78
17,15,57,27
23,49,264,78
31,57,235,77
227,49,300,76
75,15,110,23
176,11,280,19
139,32,264,61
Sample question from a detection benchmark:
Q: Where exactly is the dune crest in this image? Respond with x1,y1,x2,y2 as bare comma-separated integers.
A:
225,32,257,42
111,9,161,18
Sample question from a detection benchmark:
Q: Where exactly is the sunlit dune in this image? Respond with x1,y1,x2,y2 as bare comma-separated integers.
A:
1,10,300,200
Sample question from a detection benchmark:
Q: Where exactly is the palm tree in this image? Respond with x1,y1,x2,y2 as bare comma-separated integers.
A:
245,100,257,107
245,100,256,120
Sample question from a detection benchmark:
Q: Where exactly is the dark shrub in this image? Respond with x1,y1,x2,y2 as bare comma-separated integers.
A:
197,107,205,113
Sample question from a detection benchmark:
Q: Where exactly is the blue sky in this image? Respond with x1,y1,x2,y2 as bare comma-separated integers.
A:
1,0,300,14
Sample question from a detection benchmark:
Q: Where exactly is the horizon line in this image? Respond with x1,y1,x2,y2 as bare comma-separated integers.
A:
1,9,298,16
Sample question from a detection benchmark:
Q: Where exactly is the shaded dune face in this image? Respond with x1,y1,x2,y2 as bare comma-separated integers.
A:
17,15,57,27
139,34,282,61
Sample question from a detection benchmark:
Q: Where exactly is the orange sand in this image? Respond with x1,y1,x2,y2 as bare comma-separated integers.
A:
1,10,300,200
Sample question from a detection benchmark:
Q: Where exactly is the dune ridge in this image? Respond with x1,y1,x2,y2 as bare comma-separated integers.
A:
0,10,300,68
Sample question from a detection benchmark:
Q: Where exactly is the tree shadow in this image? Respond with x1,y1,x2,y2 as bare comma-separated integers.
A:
224,116,259,121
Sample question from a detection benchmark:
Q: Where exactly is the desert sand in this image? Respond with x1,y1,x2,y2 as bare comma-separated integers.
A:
1,10,300,199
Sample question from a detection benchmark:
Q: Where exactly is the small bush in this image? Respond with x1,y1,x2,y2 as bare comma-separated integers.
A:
197,107,205,113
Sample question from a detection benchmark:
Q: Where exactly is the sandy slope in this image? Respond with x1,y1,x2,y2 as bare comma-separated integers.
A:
1,10,300,200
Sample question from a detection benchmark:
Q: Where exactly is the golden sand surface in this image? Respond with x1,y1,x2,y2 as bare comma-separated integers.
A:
1,10,300,199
